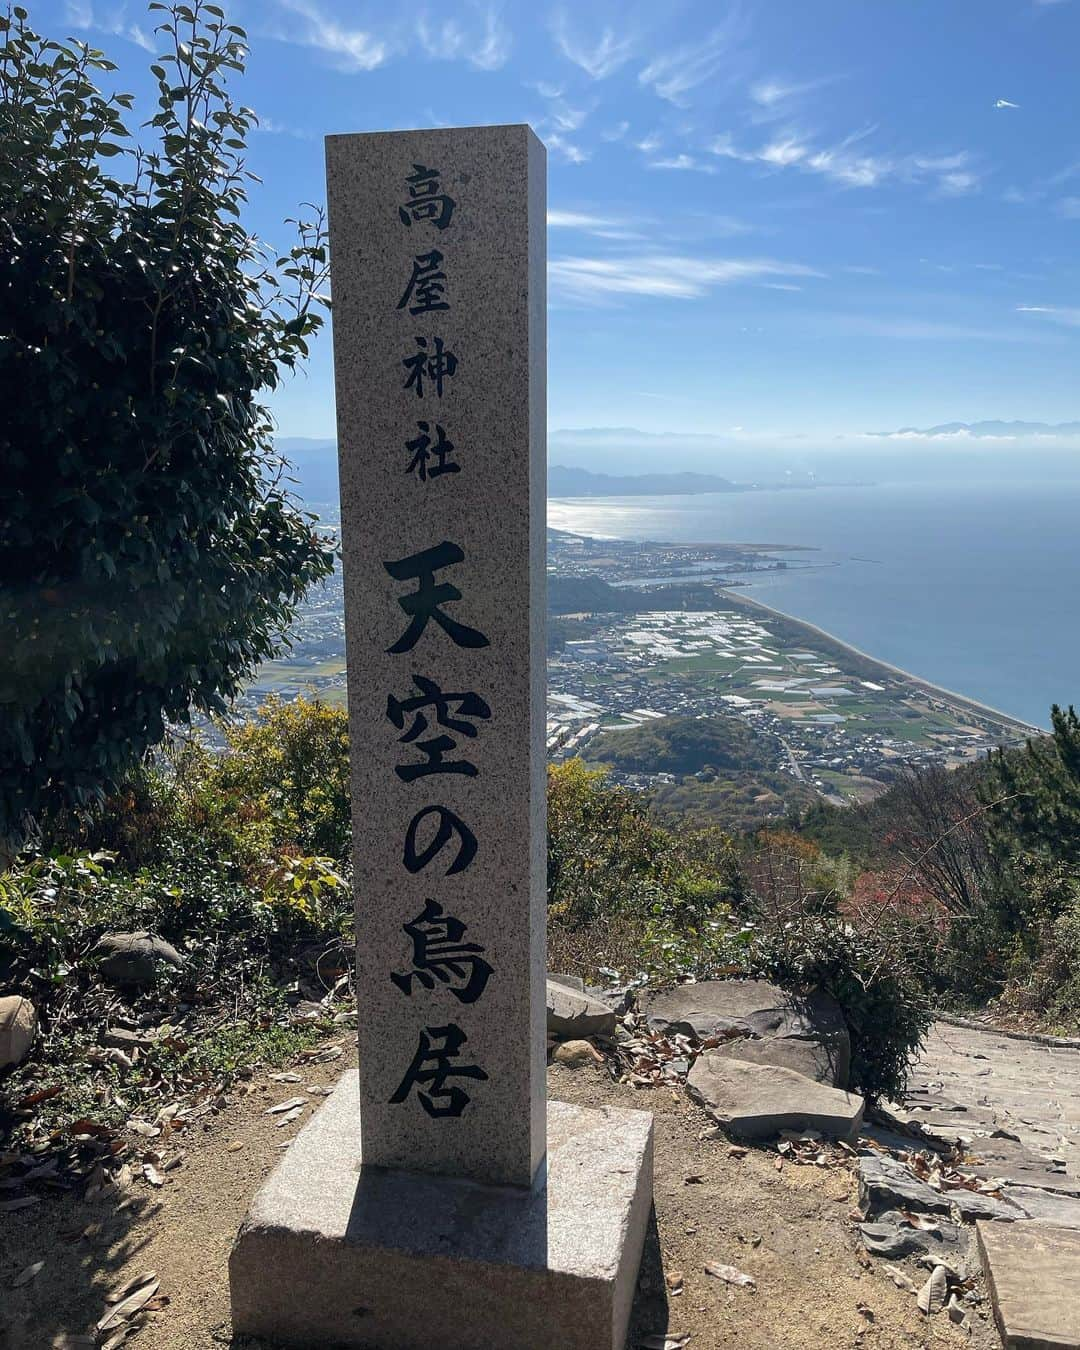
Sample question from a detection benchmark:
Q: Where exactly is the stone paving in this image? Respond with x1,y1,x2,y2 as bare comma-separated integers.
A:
891,1019,1080,1349
896,1019,1080,1185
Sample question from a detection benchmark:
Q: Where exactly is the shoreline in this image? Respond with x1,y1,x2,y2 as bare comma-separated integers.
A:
713,587,1043,737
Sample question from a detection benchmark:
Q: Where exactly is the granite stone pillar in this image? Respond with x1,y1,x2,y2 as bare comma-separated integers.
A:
230,125,652,1350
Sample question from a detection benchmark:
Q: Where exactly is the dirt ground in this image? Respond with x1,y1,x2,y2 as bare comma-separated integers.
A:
1,1048,998,1350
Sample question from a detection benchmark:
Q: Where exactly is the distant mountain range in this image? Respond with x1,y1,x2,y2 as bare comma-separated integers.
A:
870,420,1080,439
273,439,823,502
548,465,741,496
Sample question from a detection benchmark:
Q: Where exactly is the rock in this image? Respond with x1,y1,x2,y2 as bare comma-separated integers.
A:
551,1040,601,1068
546,979,616,1041
686,1054,864,1141
978,1220,1080,1350
92,932,185,986
1002,1184,1080,1227
858,1209,965,1261
644,979,850,1088
102,1027,155,1051
858,1155,952,1217
547,972,585,993
948,1187,1025,1223
0,996,37,1069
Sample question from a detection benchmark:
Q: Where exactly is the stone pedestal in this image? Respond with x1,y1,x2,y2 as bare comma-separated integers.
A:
230,1073,654,1350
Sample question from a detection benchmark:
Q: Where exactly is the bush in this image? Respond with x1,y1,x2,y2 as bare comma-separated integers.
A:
547,762,930,1099
0,2,334,845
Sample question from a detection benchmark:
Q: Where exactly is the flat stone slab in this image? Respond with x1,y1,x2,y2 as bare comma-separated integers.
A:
546,978,617,1041
686,1053,864,1141
858,1154,953,1216
978,1219,1080,1349
230,1072,653,1350
644,979,850,1087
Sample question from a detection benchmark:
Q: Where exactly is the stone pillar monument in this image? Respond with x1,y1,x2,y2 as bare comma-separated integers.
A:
229,125,653,1350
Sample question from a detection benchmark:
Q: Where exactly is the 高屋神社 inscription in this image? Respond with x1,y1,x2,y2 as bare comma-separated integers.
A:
229,126,652,1350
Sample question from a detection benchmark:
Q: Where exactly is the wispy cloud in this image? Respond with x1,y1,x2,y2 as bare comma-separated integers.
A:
417,5,511,71
546,132,590,165
548,209,623,229
711,128,980,194
648,153,716,173
749,74,838,122
550,8,637,79
549,253,821,304
639,13,747,106
274,0,389,71
64,1,155,50
601,121,630,142
254,114,314,140
1017,303,1080,326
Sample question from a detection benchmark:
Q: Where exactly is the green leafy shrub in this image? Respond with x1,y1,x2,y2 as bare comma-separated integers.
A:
0,2,335,846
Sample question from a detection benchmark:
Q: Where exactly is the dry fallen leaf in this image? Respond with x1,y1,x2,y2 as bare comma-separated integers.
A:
12,1261,44,1288
640,1336,691,1349
704,1261,755,1289
275,1105,305,1128
917,1265,948,1316
265,1097,307,1116
269,1072,303,1084
226,1141,244,1153
142,1164,164,1188
683,1173,705,1186
97,1277,161,1333
665,1270,684,1294
883,1265,915,1293
107,1272,158,1305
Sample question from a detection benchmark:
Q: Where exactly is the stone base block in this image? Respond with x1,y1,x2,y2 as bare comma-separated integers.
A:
229,1073,653,1350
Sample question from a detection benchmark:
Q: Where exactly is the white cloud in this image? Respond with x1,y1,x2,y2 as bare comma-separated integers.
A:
254,115,313,140
417,5,511,71
938,171,979,195
749,75,837,120
757,136,809,168
648,153,715,173
639,15,746,105
635,132,663,154
550,9,637,79
711,129,978,193
546,132,590,165
549,253,821,304
1017,303,1080,326
64,2,155,50
546,101,589,133
275,0,389,71
548,210,617,228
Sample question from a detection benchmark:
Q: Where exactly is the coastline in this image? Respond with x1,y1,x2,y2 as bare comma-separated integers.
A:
713,586,1044,738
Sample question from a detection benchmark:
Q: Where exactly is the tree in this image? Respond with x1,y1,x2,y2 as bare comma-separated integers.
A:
987,704,1080,878
0,2,335,845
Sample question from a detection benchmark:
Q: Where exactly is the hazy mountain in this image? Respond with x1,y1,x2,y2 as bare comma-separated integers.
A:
275,437,338,501
870,420,1080,439
548,465,740,496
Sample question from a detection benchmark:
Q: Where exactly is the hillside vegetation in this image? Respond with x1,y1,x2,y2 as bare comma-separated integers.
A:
586,714,817,830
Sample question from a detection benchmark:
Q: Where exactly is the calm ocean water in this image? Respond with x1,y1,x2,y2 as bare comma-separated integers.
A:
548,480,1080,731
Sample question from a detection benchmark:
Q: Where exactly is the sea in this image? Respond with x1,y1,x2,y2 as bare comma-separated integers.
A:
547,479,1080,732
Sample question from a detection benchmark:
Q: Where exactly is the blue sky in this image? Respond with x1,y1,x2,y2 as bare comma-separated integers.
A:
49,0,1080,458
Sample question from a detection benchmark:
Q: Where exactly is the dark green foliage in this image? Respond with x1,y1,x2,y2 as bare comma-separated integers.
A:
589,714,776,777
586,714,816,830
546,760,928,1101
986,705,1080,874
0,3,335,844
